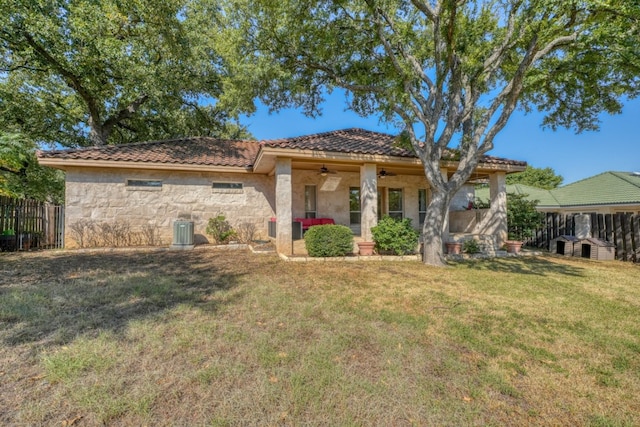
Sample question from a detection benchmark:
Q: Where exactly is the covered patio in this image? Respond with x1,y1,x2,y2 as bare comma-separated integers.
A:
252,129,526,256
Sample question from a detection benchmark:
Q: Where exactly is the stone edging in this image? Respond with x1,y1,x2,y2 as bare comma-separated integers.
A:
278,253,422,262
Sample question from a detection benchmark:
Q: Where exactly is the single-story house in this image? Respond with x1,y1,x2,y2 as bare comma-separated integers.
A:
477,171,640,216
37,128,526,254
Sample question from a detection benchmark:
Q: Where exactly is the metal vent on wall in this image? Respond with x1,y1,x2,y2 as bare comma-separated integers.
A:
173,220,194,246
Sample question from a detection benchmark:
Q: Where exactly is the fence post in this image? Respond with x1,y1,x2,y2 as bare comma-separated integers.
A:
623,213,633,262
604,214,613,243
633,214,640,263
613,214,623,260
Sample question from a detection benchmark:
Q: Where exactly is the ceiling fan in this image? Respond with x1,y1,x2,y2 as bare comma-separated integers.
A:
318,164,337,176
378,168,396,179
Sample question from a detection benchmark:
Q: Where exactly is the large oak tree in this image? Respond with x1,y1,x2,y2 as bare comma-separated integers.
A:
222,0,639,265
1,0,254,147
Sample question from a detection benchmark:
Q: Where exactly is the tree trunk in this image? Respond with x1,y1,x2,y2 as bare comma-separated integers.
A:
422,190,451,266
88,117,108,146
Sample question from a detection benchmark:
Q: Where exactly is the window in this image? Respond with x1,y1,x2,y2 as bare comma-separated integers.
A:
304,185,317,218
212,182,243,190
388,188,403,219
377,187,404,220
418,189,428,224
126,179,162,190
349,187,361,224
212,182,243,193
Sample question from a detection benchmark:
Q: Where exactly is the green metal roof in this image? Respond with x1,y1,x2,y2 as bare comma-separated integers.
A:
475,172,640,208
475,183,560,207
551,171,640,207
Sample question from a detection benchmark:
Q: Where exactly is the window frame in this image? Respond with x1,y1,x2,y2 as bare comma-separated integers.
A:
212,182,243,193
126,179,163,191
418,188,428,224
304,185,317,218
387,188,404,220
349,187,361,225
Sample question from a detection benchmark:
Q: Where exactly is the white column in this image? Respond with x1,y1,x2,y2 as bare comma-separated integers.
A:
275,158,292,255
360,163,378,241
441,167,450,242
490,171,507,245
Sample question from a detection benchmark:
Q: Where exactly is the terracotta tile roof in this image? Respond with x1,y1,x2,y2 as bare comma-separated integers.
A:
261,128,526,166
38,137,260,168
262,128,416,157
38,128,526,168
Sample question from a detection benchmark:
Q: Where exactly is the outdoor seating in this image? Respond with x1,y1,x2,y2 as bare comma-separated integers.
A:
293,217,335,232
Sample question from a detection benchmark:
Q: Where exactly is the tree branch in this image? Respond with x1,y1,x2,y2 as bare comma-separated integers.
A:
21,32,102,127
409,0,438,23
101,94,150,137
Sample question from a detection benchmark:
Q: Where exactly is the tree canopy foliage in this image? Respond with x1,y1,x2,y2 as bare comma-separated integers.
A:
222,0,639,265
506,166,563,189
1,0,254,148
0,132,64,203
507,193,545,242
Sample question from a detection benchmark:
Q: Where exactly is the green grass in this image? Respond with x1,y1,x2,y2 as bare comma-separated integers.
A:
1,249,639,425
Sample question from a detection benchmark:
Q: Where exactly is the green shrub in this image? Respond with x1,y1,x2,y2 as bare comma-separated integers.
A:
462,239,481,254
206,214,237,244
304,224,354,257
507,193,545,241
371,216,419,255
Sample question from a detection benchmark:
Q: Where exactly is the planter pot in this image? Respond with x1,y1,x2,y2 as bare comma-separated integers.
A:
0,235,17,252
446,242,462,255
18,234,32,250
357,241,376,256
505,240,523,254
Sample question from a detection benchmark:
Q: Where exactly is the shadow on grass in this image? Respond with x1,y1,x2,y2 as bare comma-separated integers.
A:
452,255,586,277
0,249,251,347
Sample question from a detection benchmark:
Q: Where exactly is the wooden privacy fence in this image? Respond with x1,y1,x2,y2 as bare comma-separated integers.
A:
527,212,640,263
0,196,64,251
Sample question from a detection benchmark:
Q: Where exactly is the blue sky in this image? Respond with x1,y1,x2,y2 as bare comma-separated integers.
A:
241,91,639,185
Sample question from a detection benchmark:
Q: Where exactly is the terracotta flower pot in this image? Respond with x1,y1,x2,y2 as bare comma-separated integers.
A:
446,242,462,255
357,241,376,256
505,240,523,254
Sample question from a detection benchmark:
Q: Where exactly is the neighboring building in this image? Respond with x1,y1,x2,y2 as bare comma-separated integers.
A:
37,128,526,253
477,171,640,216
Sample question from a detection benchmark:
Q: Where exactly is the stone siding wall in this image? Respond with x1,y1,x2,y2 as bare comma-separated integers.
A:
64,166,484,248
64,167,275,247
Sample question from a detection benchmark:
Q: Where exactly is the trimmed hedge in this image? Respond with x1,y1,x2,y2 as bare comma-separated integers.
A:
371,216,419,255
304,224,354,257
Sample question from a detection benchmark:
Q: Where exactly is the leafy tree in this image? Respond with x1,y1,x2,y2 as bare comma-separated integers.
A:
506,193,544,242
0,132,64,203
506,166,563,189
0,0,254,148
222,0,639,265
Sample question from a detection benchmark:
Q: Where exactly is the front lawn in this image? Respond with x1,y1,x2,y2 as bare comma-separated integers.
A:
1,249,639,425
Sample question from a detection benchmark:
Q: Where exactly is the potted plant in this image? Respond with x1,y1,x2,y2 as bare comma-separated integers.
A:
446,241,462,254
0,229,16,252
357,241,376,256
506,193,544,254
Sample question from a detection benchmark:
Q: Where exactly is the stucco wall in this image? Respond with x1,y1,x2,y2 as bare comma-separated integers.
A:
450,184,475,211
64,167,275,247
